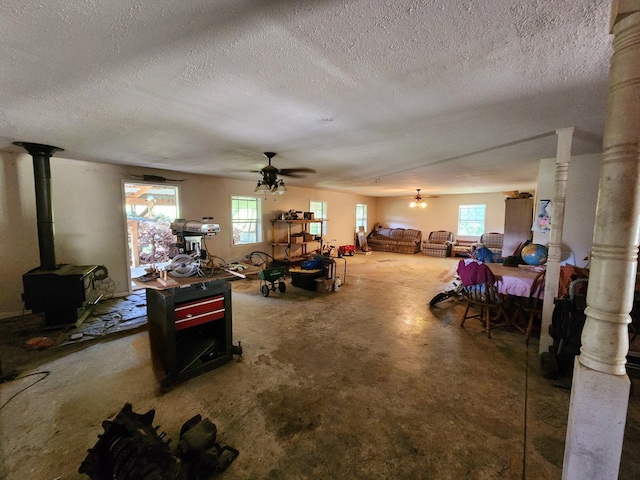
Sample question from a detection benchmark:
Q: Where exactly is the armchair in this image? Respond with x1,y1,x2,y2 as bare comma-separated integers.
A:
479,232,504,262
422,230,454,257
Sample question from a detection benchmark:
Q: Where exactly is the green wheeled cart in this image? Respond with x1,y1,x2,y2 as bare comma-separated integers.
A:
258,265,287,297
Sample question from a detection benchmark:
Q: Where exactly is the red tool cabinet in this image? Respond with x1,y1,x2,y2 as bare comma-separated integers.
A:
146,280,233,391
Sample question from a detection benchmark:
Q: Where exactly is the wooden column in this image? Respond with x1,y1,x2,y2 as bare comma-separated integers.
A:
563,3,640,478
539,127,574,354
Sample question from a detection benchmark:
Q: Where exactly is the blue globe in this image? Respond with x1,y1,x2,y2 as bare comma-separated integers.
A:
521,243,548,266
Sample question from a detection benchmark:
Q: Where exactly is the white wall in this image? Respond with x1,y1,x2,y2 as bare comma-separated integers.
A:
532,153,601,267
0,151,376,318
1,148,599,318
376,192,508,241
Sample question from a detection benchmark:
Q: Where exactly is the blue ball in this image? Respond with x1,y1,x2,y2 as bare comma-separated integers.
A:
521,243,548,266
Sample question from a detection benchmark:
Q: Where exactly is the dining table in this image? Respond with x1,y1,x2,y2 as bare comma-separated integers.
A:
487,263,545,298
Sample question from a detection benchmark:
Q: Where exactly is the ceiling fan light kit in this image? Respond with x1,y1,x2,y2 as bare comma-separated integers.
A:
253,152,286,195
254,182,271,193
252,152,316,196
410,189,427,209
272,179,287,195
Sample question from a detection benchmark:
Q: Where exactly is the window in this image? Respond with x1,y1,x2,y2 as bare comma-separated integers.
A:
355,204,367,233
309,200,327,236
458,204,486,236
231,195,262,245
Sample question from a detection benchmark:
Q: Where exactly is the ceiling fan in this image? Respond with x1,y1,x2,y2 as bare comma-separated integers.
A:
409,188,439,208
253,152,316,195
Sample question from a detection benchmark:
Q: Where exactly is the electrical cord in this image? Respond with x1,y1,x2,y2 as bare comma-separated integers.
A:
0,370,50,411
522,341,530,480
246,251,276,266
0,303,27,326
208,255,227,271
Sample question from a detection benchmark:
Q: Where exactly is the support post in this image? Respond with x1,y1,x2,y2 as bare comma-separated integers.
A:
563,3,640,478
539,127,574,354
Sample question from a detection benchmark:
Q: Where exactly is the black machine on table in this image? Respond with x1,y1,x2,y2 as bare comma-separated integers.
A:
135,218,223,281
169,218,221,259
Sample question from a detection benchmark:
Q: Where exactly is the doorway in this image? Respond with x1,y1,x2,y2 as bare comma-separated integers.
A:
124,182,179,285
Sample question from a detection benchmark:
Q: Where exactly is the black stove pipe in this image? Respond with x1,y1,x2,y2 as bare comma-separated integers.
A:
13,142,64,270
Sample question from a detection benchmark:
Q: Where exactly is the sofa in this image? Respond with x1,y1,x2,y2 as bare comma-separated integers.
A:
422,230,455,257
367,227,422,254
479,232,504,262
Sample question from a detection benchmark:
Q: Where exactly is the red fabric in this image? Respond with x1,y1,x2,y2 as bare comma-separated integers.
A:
558,265,589,297
457,260,496,287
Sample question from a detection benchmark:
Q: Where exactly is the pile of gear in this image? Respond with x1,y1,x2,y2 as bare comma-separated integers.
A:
79,403,238,480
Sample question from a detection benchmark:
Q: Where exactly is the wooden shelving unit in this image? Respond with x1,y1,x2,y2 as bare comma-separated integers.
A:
271,219,324,266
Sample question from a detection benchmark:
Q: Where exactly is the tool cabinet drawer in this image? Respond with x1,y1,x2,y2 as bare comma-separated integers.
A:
174,295,225,330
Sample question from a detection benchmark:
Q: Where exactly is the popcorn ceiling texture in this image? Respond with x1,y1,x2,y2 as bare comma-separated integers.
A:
0,0,612,195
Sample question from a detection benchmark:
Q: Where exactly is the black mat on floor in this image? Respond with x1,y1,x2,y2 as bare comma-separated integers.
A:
0,293,148,351
57,293,148,347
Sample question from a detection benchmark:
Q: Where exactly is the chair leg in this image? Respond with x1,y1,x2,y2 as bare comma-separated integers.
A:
461,302,472,327
485,307,492,338
525,312,535,345
510,308,522,330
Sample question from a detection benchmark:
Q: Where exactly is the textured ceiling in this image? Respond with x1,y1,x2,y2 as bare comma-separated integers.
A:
0,0,612,197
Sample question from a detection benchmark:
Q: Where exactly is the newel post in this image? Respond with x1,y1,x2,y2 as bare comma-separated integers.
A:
562,3,640,478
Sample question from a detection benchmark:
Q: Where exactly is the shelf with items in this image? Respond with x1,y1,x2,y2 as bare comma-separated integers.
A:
271,219,324,267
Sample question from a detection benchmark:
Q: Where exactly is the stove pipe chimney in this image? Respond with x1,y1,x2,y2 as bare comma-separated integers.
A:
14,142,64,270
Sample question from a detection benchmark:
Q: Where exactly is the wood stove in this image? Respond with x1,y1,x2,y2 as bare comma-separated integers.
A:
15,142,101,328
22,264,101,328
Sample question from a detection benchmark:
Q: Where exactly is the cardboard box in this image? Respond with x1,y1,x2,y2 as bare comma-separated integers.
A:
315,277,333,292
291,269,324,291
303,212,315,220
292,235,304,243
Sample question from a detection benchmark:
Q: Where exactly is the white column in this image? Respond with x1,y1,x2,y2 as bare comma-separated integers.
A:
539,128,574,354
563,4,640,478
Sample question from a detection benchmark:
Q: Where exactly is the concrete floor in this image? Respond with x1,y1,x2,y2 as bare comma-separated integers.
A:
1,252,640,479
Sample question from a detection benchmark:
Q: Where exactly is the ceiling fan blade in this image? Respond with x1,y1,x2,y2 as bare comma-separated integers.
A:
278,168,317,178
128,173,186,182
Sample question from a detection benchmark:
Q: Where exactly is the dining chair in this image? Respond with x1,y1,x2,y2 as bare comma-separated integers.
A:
510,270,546,344
458,261,510,338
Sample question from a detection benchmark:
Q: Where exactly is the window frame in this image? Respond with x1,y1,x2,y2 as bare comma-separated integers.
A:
309,200,327,236
231,195,262,245
355,203,368,233
457,204,486,236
